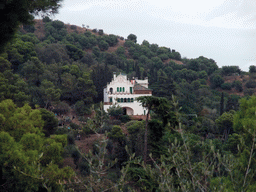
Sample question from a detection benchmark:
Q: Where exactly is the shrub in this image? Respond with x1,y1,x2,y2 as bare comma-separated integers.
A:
120,115,131,123
244,88,255,96
92,28,98,33
232,80,243,92
70,122,80,130
245,80,256,88
249,65,256,73
210,74,224,89
98,40,109,51
70,25,77,30
127,34,137,43
53,102,70,114
98,29,104,35
42,16,51,23
221,83,232,90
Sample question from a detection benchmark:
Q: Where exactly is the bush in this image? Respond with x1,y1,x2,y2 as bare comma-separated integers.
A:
92,28,98,33
127,34,137,43
70,25,77,30
210,74,224,89
245,80,256,88
98,124,113,134
53,102,70,114
98,40,109,51
232,80,243,92
42,16,51,23
249,65,256,73
98,29,104,35
120,115,131,123
244,88,255,96
124,40,135,48
70,122,80,130
221,83,232,90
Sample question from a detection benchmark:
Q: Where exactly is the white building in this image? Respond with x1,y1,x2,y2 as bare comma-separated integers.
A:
103,73,152,116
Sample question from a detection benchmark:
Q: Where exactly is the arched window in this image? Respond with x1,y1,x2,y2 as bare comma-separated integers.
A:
128,98,130,102
124,98,127,102
121,98,123,103
109,87,113,94
123,87,125,92
120,87,122,92
117,87,119,92
131,98,134,102
117,98,120,102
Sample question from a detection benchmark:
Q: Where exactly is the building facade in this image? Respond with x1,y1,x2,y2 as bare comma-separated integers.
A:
103,73,152,116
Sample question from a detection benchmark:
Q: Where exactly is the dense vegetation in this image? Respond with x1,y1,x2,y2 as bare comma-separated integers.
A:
2,16,256,191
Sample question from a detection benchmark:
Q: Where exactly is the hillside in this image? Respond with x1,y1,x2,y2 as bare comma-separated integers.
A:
3,17,256,191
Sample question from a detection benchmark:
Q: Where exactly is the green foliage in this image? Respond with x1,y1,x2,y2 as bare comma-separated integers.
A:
66,44,84,60
0,99,74,191
249,65,256,73
221,65,241,76
108,104,123,118
232,80,243,92
98,40,109,51
40,108,58,137
221,82,232,90
215,111,234,140
245,80,256,88
127,34,137,43
210,74,224,88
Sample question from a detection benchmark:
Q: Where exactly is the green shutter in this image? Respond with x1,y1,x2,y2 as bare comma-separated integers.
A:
123,87,125,92
130,87,133,94
121,98,123,103
110,97,112,102
117,87,119,92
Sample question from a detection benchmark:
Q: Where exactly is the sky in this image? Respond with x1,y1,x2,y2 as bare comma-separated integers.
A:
51,0,256,71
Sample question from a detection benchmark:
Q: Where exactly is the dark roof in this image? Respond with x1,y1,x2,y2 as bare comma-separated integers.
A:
133,83,151,91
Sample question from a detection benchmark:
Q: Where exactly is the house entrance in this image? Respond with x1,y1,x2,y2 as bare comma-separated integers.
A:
122,107,134,116
123,108,127,115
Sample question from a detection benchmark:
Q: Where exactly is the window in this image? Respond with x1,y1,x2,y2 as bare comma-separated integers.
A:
121,98,123,103
110,97,112,102
130,87,133,94
120,87,122,92
117,87,119,92
117,98,120,102
123,87,125,92
128,98,130,102
124,98,127,102
131,98,134,102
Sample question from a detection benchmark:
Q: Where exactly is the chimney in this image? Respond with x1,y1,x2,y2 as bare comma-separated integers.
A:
113,72,116,80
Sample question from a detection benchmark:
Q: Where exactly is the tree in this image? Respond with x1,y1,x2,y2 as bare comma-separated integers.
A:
40,80,61,108
0,0,62,53
98,40,109,51
107,104,123,119
127,34,137,43
40,108,58,137
136,96,170,162
220,92,224,116
249,65,256,73
215,111,234,141
210,74,224,89
0,100,74,191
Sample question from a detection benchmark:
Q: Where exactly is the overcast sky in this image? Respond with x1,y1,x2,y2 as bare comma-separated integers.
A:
52,0,256,71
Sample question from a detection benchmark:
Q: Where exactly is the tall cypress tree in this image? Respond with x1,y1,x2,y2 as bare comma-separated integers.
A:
220,92,224,116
